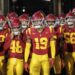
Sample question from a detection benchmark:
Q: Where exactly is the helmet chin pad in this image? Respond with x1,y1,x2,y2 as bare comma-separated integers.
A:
67,22,73,25
13,31,20,35
22,25,28,28
12,27,20,35
34,25,41,29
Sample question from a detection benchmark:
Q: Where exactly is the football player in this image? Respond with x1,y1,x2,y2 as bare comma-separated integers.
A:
64,11,75,75
45,14,63,75
3,18,24,75
19,13,30,42
0,15,10,75
19,13,30,75
24,11,56,75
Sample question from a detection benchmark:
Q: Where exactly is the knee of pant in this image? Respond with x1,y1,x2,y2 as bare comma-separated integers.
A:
16,71,23,75
33,66,40,72
67,62,73,72
54,63,61,73
67,71,73,75
30,62,40,72
43,71,49,75
30,65,41,75
30,68,40,75
55,68,61,72
7,64,16,74
66,66,73,75
42,66,50,74
54,68,61,74
30,71,40,75
7,68,14,75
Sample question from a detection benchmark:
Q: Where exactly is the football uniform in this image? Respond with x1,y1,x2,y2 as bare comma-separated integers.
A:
4,35,24,75
0,29,9,75
25,27,55,75
53,24,66,74
63,25,75,75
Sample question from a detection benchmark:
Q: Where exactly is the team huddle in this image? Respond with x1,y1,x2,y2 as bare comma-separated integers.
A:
0,8,75,75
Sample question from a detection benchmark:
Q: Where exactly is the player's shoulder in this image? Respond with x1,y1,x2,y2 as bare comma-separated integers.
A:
48,26,54,33
44,26,50,32
64,25,69,31
45,26,50,30
26,27,33,35
71,26,75,31
45,26,50,29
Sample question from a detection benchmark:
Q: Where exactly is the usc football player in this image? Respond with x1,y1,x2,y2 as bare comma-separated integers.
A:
0,15,10,75
24,11,56,75
45,14,63,75
64,11,75,75
19,13,30,42
4,18,24,75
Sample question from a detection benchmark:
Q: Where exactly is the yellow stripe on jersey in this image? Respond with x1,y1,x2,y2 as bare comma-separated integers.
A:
52,35,57,40
49,27,57,40
24,42,31,62
26,28,31,35
28,28,31,35
49,27,53,33
26,29,28,35
50,39,56,58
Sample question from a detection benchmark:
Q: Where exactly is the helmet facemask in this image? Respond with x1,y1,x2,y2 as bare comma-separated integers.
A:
0,21,6,30
45,19,55,28
12,27,21,36
59,18,66,26
66,17,74,28
32,19,44,29
21,20,29,29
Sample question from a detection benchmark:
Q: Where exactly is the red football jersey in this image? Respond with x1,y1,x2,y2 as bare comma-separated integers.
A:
26,27,53,55
64,25,75,52
4,35,24,59
22,29,27,42
54,25,66,37
0,29,9,56
54,25,66,55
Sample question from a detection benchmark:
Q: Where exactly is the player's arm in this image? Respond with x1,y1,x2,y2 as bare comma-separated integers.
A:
49,35,56,66
50,35,56,59
24,35,31,63
24,35,31,72
3,33,11,51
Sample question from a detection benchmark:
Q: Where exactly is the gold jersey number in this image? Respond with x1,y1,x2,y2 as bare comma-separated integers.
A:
34,37,48,49
64,32,75,44
10,40,22,53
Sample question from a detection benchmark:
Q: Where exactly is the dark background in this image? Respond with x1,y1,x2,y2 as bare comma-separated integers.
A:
9,0,75,15
61,0,75,13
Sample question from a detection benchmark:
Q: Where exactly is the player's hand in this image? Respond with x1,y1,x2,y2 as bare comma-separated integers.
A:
24,62,29,72
49,58,55,67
